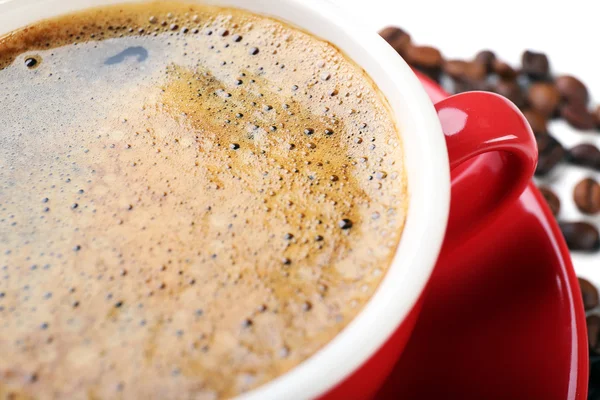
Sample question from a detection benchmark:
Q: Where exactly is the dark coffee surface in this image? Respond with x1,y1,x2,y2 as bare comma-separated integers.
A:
0,2,407,398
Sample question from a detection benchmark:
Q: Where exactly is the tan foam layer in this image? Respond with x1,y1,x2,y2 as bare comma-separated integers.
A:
0,2,407,398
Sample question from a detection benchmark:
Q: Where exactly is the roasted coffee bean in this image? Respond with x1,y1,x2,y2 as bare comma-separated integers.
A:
561,102,596,130
591,361,600,395
573,178,600,214
453,79,491,94
539,186,560,216
451,81,468,94
452,75,493,93
379,27,411,57
404,45,443,82
589,387,600,400
522,109,548,135
588,315,600,354
493,79,526,108
404,45,443,67
443,60,486,82
527,82,561,117
559,221,600,252
443,60,468,80
521,50,550,80
535,134,564,176
555,75,589,105
594,105,600,128
579,278,599,310
462,62,487,82
567,143,600,170
492,59,517,80
474,50,495,73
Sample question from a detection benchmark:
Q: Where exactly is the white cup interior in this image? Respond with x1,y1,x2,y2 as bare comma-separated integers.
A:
0,0,451,398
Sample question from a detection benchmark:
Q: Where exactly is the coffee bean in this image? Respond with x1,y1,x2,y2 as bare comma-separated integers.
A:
494,79,526,109
453,79,491,94
447,60,484,81
521,50,550,80
539,186,560,216
527,82,561,117
567,144,600,170
573,178,600,214
443,60,468,80
588,315,600,355
579,278,599,310
594,105,600,128
404,45,443,82
559,221,600,252
589,387,600,400
444,60,486,84
560,102,596,130
379,27,411,57
492,59,517,80
591,362,600,395
555,75,589,106
474,50,495,73
405,45,443,67
522,109,548,135
535,134,564,176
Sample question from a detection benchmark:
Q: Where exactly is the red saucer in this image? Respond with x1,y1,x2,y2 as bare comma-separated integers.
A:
375,73,588,400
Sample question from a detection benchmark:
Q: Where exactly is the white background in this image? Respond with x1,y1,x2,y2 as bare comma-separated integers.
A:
332,0,600,284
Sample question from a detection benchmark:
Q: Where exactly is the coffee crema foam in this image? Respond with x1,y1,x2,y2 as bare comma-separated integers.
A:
0,2,407,398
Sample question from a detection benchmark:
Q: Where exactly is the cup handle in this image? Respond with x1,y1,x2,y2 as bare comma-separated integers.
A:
434,91,538,246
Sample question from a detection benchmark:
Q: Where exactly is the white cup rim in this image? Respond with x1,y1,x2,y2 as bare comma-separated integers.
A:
0,1,451,398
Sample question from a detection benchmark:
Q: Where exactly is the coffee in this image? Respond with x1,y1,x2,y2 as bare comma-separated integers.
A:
0,2,407,398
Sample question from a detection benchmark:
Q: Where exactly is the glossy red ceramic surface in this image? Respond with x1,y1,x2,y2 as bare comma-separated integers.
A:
435,91,537,245
374,72,589,400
